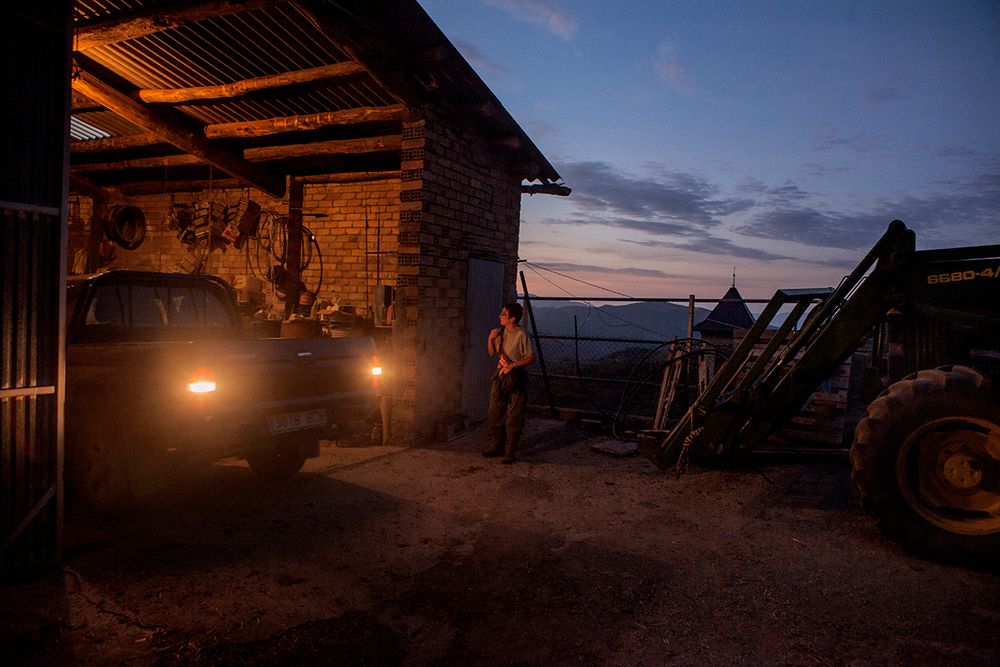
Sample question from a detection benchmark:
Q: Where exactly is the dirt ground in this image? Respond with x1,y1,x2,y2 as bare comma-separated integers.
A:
3,418,999,666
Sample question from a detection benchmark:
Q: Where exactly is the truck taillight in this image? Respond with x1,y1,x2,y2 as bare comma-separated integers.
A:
188,367,217,394
371,356,383,389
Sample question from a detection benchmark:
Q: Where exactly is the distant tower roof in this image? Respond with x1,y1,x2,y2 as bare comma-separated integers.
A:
693,284,755,333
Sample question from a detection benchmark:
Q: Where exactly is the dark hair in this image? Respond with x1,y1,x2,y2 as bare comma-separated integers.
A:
504,302,523,324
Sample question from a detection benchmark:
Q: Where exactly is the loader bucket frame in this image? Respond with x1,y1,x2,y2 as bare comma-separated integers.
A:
641,220,917,470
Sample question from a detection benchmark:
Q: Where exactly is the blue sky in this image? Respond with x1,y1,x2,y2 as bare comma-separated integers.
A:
420,0,1000,299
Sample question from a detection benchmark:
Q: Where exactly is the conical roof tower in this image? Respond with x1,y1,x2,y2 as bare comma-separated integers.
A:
693,272,754,334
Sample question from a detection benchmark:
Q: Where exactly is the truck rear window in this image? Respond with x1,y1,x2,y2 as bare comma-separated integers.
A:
78,281,235,340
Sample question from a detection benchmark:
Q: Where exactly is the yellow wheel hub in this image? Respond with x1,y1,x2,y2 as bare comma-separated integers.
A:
939,451,983,490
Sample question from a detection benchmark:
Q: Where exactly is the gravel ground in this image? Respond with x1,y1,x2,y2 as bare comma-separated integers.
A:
3,418,999,665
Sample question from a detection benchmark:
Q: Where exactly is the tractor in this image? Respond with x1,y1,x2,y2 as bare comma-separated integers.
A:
641,220,1000,566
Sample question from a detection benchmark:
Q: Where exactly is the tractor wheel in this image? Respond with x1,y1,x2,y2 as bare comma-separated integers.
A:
850,365,1000,566
246,447,307,481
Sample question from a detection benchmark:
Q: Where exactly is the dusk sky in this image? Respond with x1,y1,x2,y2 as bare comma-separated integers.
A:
421,0,1000,300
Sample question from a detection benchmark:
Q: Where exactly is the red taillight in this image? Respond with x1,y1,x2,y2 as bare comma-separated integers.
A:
187,367,217,394
371,356,383,389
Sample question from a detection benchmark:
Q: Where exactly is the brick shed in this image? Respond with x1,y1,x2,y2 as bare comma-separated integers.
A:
66,0,568,444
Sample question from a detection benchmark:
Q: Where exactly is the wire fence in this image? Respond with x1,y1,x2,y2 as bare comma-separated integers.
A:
514,264,776,431
518,294,740,431
525,333,719,428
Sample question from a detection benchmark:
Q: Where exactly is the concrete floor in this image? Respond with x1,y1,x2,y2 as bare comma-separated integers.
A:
4,419,999,665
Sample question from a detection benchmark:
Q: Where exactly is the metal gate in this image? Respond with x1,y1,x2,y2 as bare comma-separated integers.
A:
1,2,71,578
462,258,505,422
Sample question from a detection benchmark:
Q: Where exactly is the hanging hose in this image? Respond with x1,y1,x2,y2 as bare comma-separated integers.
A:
241,211,324,297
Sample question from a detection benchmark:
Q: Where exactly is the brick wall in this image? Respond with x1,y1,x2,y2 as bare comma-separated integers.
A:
67,179,400,319
392,110,523,442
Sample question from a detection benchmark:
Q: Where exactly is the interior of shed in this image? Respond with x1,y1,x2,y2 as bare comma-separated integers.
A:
68,0,566,332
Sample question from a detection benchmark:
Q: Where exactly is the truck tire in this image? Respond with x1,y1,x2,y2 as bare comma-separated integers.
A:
246,447,307,481
850,365,1000,566
67,420,133,513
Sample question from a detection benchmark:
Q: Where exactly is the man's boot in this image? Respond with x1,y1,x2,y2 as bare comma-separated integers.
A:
483,425,505,457
502,429,521,464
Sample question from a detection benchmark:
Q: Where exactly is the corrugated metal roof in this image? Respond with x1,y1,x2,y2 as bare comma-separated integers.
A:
74,0,151,25
70,116,111,141
83,4,351,89
69,0,562,191
71,110,145,140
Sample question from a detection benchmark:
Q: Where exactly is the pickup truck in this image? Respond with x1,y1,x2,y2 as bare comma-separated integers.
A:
65,270,380,510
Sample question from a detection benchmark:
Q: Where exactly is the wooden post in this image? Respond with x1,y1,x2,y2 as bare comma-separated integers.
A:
687,294,696,413
687,294,695,340
285,177,303,319
520,271,558,419
85,193,109,273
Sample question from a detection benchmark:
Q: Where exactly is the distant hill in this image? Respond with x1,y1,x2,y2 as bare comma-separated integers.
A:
524,301,712,361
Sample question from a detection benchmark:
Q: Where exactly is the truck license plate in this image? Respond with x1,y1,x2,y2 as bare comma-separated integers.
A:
267,408,327,434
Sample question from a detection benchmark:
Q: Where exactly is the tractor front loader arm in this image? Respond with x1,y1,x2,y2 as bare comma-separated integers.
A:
641,220,917,470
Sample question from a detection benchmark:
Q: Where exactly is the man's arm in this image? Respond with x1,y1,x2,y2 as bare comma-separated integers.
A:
487,327,501,356
514,351,535,368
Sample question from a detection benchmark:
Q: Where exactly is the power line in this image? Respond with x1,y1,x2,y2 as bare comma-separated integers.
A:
520,260,671,338
520,260,634,298
523,262,580,300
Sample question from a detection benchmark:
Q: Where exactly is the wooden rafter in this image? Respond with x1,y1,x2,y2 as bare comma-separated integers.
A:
204,105,405,138
117,178,245,195
70,105,406,154
522,182,571,197
115,170,401,195
72,154,203,172
71,134,401,171
243,135,401,161
70,132,164,153
71,67,287,197
68,173,113,198
138,62,366,104
294,171,400,184
74,0,277,50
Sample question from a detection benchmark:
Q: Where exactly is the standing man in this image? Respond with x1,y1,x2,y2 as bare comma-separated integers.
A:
484,302,535,464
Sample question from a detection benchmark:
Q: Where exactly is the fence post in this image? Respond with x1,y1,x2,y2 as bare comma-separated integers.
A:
687,295,695,339
687,294,696,412
519,271,559,418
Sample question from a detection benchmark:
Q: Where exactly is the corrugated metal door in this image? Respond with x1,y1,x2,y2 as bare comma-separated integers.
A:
462,259,505,422
1,2,71,578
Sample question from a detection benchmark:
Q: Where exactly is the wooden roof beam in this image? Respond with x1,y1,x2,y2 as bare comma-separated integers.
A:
72,154,203,172
71,90,103,112
75,0,276,51
522,182,572,197
243,135,402,161
204,105,404,138
70,105,407,154
71,135,402,171
71,67,287,198
138,62,366,104
70,132,165,153
113,170,402,195
69,173,116,199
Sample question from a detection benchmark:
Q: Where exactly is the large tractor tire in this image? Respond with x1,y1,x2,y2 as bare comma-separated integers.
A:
850,366,1000,567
